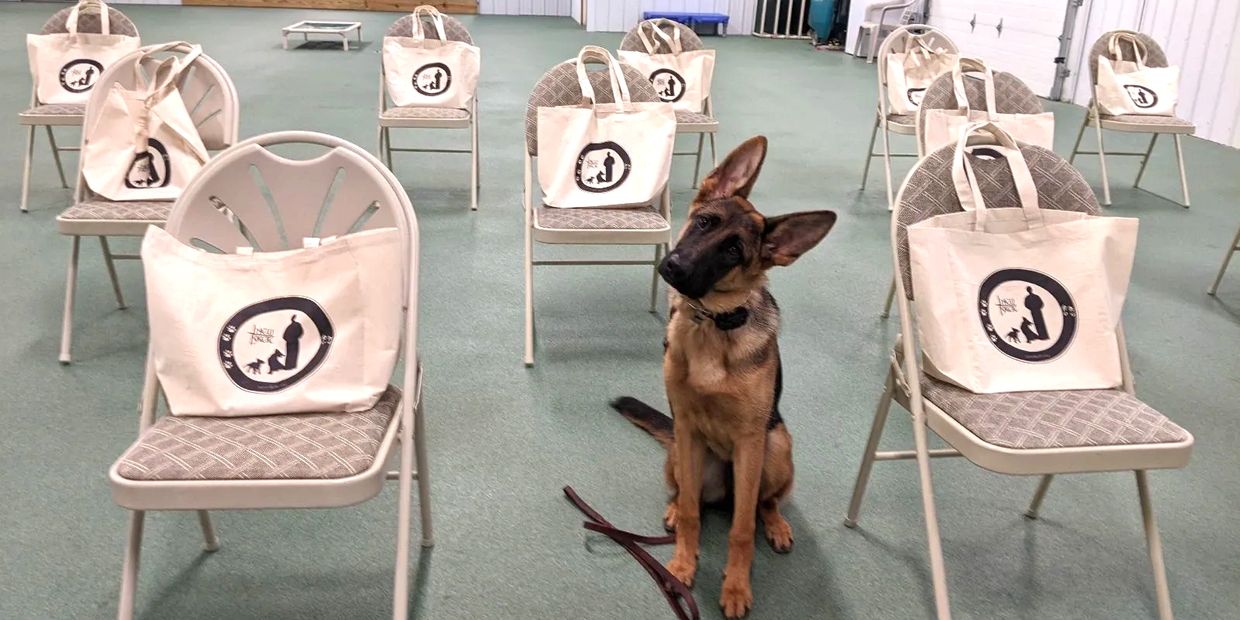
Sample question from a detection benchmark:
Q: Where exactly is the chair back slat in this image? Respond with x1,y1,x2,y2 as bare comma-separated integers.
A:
1088,30,1170,85
915,67,1043,140
524,60,659,156
385,13,473,44
40,5,139,37
619,19,705,53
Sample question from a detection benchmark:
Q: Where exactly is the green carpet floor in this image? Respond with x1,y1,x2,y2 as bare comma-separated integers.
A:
2,5,1238,619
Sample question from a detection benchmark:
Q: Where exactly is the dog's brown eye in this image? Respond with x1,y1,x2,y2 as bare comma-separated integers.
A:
696,215,712,230
727,244,741,258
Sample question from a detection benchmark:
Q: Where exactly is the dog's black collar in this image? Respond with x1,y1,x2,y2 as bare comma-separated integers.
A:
685,299,749,331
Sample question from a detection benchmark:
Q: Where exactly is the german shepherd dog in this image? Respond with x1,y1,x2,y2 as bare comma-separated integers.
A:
612,136,836,618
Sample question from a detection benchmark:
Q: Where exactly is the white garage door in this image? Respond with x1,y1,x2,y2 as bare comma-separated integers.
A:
926,0,1068,97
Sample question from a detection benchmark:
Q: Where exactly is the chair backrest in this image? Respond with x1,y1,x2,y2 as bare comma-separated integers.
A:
619,19,705,53
915,63,1043,141
876,25,957,89
40,5,139,37
1087,30,1170,86
893,143,1098,300
385,13,473,44
77,43,241,201
156,131,419,413
523,58,660,156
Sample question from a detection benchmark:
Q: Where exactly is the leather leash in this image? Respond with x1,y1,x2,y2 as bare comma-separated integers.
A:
563,486,699,620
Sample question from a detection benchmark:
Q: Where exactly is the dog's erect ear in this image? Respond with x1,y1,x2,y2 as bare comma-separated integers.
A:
762,210,837,267
696,136,768,203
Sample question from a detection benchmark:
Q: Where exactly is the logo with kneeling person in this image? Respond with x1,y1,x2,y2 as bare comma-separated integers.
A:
650,68,686,103
218,296,335,392
59,58,104,93
413,62,452,97
977,269,1077,363
574,141,632,193
1123,84,1158,109
124,138,171,189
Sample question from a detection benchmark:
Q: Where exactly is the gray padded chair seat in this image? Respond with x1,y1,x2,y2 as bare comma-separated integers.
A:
381,106,470,120
116,386,400,481
1099,113,1195,133
675,110,718,128
919,373,1189,450
20,103,86,117
887,112,915,126
57,200,172,235
535,204,669,231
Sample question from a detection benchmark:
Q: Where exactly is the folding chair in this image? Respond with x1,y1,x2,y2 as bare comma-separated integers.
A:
1208,221,1240,295
522,58,672,366
1069,31,1193,208
877,64,1045,318
846,138,1194,620
854,0,918,63
378,13,479,210
859,25,956,210
56,42,238,364
620,19,718,188
108,131,432,620
18,3,138,213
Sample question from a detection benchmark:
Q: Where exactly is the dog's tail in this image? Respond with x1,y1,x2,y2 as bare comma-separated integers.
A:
610,397,673,449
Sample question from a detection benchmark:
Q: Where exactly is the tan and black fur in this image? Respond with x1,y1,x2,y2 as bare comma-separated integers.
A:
612,136,836,618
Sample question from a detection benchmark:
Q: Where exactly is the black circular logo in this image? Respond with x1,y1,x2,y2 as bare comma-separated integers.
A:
977,269,1077,363
650,68,685,103
59,58,103,93
1123,84,1158,109
124,138,171,189
218,296,334,393
412,62,452,96
574,142,632,193
907,88,926,106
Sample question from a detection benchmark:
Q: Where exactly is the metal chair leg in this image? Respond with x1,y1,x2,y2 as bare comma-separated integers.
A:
393,406,415,620
523,223,535,368
45,125,69,189
1023,474,1054,519
376,123,385,161
60,236,81,365
649,244,664,313
845,370,896,527
913,405,953,620
691,133,705,189
1136,471,1175,620
197,511,220,552
1173,134,1190,208
1094,112,1112,206
880,123,896,210
860,114,879,190
414,395,434,547
1133,134,1158,188
1068,115,1087,164
99,237,126,309
384,127,394,170
471,102,480,209
116,510,145,620
1208,223,1240,296
880,275,897,319
708,132,717,168
19,125,35,213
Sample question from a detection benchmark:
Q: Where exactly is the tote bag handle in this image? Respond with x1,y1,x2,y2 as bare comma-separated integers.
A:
951,121,1043,231
951,57,997,115
1108,32,1148,69
905,34,941,68
127,43,208,161
637,20,682,55
68,0,111,40
410,5,448,41
575,46,631,113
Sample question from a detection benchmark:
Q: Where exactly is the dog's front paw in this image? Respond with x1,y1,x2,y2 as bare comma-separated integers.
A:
720,576,753,619
764,515,794,553
666,557,696,587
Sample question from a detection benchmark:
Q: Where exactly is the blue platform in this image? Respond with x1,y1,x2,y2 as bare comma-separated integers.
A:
641,11,730,36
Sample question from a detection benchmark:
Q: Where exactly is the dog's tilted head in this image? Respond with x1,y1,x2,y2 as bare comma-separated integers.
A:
658,136,838,301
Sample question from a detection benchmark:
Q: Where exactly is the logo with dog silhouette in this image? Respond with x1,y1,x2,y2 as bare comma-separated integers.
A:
907,88,926,106
977,269,1077,363
1123,84,1158,109
218,296,334,392
59,58,103,93
650,68,685,103
413,62,452,97
574,141,632,193
123,138,171,190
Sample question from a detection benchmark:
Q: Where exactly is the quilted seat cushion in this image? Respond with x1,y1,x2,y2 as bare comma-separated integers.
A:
535,204,669,231
1099,113,1195,133
675,110,717,126
60,200,172,221
381,106,470,120
886,112,915,126
21,103,86,116
917,372,1189,450
116,387,401,481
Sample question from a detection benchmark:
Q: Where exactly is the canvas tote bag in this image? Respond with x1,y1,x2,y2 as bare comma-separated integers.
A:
885,35,957,115
141,226,404,417
26,0,140,105
537,46,676,209
907,122,1139,393
1096,32,1179,116
920,58,1055,154
382,5,480,109
81,42,210,202
617,20,716,114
